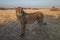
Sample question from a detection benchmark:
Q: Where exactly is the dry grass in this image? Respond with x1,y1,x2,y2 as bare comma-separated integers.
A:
0,8,60,40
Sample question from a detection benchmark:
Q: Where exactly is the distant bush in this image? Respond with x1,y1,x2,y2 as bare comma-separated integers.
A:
50,6,59,11
0,8,6,10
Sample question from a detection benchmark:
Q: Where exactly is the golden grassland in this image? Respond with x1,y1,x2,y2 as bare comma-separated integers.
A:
0,8,60,40
0,8,60,24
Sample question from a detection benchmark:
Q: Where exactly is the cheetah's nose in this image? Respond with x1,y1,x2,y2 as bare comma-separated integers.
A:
44,23,47,25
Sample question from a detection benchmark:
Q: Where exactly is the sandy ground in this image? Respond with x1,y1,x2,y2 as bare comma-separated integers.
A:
0,9,60,40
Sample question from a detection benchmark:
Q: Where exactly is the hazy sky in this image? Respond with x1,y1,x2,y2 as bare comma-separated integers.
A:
0,0,60,8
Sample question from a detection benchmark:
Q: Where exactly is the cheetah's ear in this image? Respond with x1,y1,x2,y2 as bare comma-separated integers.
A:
21,8,23,11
